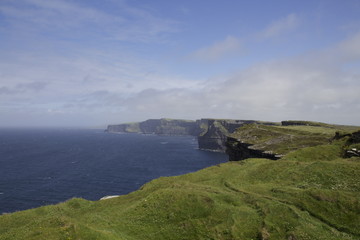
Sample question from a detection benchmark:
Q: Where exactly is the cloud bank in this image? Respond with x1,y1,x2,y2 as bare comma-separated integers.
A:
190,36,242,62
259,13,299,39
0,1,359,127
0,0,179,43
114,32,360,125
1,30,359,127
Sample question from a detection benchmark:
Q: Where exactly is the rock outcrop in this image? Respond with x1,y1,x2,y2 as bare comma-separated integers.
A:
226,136,280,161
348,130,360,144
346,148,360,157
336,130,360,158
197,119,259,152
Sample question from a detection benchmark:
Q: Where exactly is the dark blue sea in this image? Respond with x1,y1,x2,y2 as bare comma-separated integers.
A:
0,128,227,214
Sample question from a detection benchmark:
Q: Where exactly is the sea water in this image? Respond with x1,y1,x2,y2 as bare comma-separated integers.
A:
0,128,227,213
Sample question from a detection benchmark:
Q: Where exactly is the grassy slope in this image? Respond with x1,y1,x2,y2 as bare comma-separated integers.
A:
229,123,360,155
1,127,360,239
282,120,360,132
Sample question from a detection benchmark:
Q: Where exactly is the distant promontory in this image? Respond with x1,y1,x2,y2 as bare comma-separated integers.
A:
106,118,277,152
107,118,360,161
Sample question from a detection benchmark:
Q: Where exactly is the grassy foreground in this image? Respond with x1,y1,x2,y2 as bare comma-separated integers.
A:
1,126,360,239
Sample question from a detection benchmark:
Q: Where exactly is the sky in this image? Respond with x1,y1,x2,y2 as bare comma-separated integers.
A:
0,0,360,127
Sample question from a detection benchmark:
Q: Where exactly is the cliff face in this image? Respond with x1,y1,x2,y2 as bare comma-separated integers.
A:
107,122,140,133
226,136,280,161
107,119,201,136
141,119,201,136
107,118,257,151
110,118,360,161
107,118,275,152
197,119,259,152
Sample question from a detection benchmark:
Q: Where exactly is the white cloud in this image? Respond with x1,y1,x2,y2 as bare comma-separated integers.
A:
109,32,360,126
3,31,360,126
0,0,178,43
0,44,207,126
0,81,48,95
259,13,299,39
1,2,359,127
190,36,242,62
337,32,360,61
2,30,360,126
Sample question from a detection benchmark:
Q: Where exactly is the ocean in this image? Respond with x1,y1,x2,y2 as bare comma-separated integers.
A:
0,128,227,213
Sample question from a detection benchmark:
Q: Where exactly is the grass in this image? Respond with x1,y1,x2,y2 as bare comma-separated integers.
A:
282,120,360,132
1,124,360,240
1,156,359,239
228,123,355,155
277,125,339,135
124,123,141,133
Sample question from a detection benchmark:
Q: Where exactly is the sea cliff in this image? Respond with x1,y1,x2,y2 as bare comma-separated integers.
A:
108,118,360,162
106,118,272,152
107,118,200,136
196,119,264,151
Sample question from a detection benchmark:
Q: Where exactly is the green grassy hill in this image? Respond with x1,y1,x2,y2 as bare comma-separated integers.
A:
230,122,360,155
1,124,360,240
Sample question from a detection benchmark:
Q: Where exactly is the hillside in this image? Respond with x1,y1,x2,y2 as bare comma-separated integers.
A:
226,121,360,161
1,122,360,239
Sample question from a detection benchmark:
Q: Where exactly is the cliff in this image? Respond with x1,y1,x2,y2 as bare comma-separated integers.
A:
107,118,201,136
107,118,279,152
107,118,360,159
197,119,261,151
226,136,281,160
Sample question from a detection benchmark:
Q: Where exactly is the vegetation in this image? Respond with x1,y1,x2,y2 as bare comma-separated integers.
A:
124,122,141,133
281,120,360,132
1,122,360,240
229,122,360,155
197,122,209,136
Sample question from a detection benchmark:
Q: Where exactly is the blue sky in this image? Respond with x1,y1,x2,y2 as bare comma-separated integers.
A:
1,0,360,127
